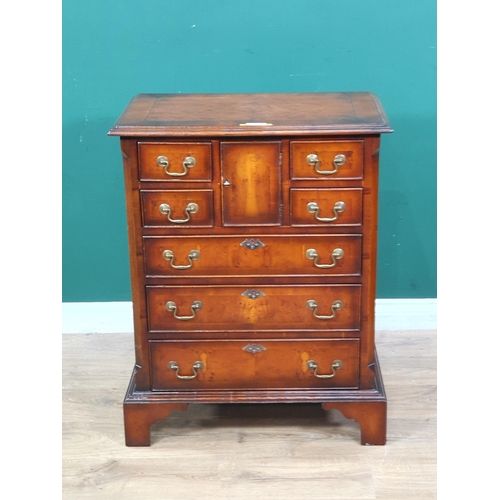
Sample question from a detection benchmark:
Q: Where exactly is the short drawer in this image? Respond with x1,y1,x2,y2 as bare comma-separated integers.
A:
290,140,363,180
141,190,214,227
150,339,360,390
290,188,362,226
143,234,362,277
138,142,212,181
147,284,361,332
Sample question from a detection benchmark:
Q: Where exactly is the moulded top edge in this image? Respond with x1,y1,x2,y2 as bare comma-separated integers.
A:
108,92,393,136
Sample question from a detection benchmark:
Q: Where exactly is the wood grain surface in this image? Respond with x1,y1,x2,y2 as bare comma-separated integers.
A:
142,234,362,278
108,93,393,137
146,284,362,332
62,330,436,499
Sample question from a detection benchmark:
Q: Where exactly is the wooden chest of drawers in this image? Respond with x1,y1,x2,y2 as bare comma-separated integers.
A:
109,92,392,446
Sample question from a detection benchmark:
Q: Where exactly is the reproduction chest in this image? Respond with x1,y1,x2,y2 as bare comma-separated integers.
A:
108,92,392,446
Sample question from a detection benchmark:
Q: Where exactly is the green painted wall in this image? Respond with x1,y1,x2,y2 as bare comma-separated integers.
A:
62,0,436,302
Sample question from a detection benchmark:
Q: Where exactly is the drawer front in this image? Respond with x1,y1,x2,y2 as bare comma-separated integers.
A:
147,284,361,332
290,140,363,180
143,234,362,277
138,142,212,181
150,339,360,390
290,188,362,227
141,190,214,227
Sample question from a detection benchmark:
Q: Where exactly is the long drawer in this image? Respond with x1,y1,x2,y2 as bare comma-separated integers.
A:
147,284,361,332
143,234,362,277
150,339,360,390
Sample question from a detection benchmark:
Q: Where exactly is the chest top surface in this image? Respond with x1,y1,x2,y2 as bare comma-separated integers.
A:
108,92,392,137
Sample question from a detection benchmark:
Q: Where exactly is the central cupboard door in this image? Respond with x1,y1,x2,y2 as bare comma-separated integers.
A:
221,142,281,226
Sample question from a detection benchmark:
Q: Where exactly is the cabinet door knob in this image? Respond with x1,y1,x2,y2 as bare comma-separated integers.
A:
157,155,196,177
306,299,343,320
307,359,343,378
162,249,200,270
305,248,344,268
168,360,204,380
158,202,198,224
165,300,202,321
306,153,346,175
307,201,345,222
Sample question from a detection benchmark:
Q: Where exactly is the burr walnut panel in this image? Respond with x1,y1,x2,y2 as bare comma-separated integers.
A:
138,142,212,181
143,234,362,278
290,140,363,180
150,339,360,390
220,142,281,226
141,189,214,228
290,188,363,227
146,284,361,332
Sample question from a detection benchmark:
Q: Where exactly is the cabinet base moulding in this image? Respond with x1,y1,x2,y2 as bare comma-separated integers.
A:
123,350,387,446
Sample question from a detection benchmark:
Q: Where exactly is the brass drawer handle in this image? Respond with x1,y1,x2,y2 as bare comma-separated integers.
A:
168,360,204,380
162,249,200,269
158,202,198,224
165,300,202,320
306,153,346,175
306,299,343,320
307,201,345,222
157,155,196,177
307,359,343,379
305,248,344,268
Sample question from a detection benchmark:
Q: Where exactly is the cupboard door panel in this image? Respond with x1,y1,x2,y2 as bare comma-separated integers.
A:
221,142,281,226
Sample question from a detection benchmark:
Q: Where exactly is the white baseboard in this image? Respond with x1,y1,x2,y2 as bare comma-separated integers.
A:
374,298,436,330
62,298,436,333
62,301,134,334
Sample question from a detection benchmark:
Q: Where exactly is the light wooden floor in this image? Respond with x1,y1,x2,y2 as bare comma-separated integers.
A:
62,330,436,499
